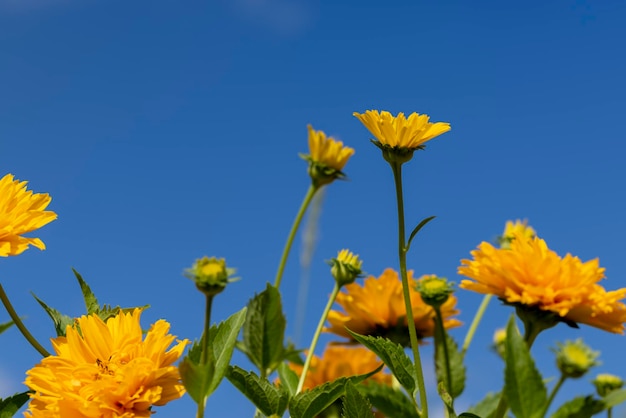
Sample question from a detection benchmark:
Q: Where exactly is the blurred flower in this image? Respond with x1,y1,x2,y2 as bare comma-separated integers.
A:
553,339,600,378
301,125,354,187
593,373,624,397
326,269,461,346
458,233,626,333
353,110,450,163
492,328,507,358
25,309,188,418
0,173,57,257
184,256,237,296
498,219,536,249
329,249,363,287
416,275,454,309
289,345,391,391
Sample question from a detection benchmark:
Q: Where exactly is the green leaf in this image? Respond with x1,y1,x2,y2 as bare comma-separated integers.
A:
0,391,30,418
226,366,289,416
342,381,375,418
346,329,417,397
277,362,299,397
0,320,15,336
357,381,420,418
290,366,382,418
206,307,247,395
434,321,466,398
179,338,216,405
603,388,626,408
550,395,604,418
458,414,482,418
437,382,456,417
72,268,99,315
467,391,500,418
242,283,287,374
406,215,436,252
504,315,547,418
32,293,74,337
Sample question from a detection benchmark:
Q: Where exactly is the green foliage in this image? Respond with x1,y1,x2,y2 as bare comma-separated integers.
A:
406,215,436,252
241,283,287,374
342,381,375,418
602,388,626,408
357,381,419,418
347,329,417,396
179,339,216,405
0,392,30,418
0,320,15,336
226,366,289,417
276,362,299,397
467,391,500,418
72,268,99,314
504,315,547,418
289,366,382,418
32,294,74,337
434,321,466,398
550,396,604,418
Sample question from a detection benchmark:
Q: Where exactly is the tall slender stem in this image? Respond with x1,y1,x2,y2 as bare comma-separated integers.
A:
462,294,492,354
391,162,428,417
0,283,50,357
197,294,214,418
274,184,319,289
435,308,453,405
542,374,566,417
296,283,341,394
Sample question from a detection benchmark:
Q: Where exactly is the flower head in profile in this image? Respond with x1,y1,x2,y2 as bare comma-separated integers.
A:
458,232,626,333
552,339,600,378
593,373,624,397
353,110,450,164
498,219,536,249
328,249,364,287
326,269,461,347
0,174,57,257
184,256,238,296
25,309,189,418
288,345,391,391
301,125,354,187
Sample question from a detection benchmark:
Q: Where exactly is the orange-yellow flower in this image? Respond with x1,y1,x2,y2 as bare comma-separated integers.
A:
289,345,391,391
326,269,461,346
306,125,354,171
0,174,57,257
24,309,189,417
458,233,626,333
353,110,451,150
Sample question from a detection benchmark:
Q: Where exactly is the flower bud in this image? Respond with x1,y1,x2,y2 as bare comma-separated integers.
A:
492,328,507,358
593,373,624,397
328,249,363,287
183,256,236,296
552,339,600,379
416,275,454,309
498,219,536,249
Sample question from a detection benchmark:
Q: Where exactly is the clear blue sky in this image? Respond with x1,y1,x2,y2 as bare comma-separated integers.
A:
2,0,626,416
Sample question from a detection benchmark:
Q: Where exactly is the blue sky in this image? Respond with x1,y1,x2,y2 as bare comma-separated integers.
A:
2,0,626,416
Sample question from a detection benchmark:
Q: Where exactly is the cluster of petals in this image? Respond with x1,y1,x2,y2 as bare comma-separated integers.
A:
0,173,57,257
24,309,189,417
307,124,354,171
326,268,461,342
353,110,451,149
458,232,626,333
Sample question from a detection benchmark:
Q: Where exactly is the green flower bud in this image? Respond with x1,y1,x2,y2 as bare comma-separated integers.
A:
593,373,624,397
416,275,454,309
328,249,363,287
492,328,507,358
183,256,237,296
552,339,600,379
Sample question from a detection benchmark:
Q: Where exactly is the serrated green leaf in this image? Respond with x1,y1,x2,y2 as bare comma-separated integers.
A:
242,284,286,374
179,340,216,405
406,215,436,252
32,293,74,337
437,382,455,414
277,362,299,397
72,268,99,315
342,381,375,418
346,329,416,397
458,414,482,418
467,391,500,418
357,381,419,418
226,366,289,416
603,388,626,408
207,307,247,395
550,395,604,418
434,321,466,398
0,391,30,418
95,304,150,323
504,315,547,418
290,366,382,418
0,320,15,336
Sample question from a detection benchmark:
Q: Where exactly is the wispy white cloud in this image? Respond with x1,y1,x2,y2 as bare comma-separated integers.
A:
224,0,317,37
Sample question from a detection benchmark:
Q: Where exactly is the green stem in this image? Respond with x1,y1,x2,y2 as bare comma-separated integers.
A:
608,408,613,418
296,283,341,394
197,294,214,418
274,184,319,289
541,374,566,417
0,283,50,357
462,294,492,354
435,308,454,411
391,162,428,418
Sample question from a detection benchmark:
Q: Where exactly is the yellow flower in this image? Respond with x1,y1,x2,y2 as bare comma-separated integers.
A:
24,309,189,418
302,125,354,187
353,110,451,150
329,249,363,286
289,345,391,391
184,256,237,296
552,339,600,378
458,233,626,333
593,373,624,397
499,219,536,249
326,269,461,346
0,174,57,257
